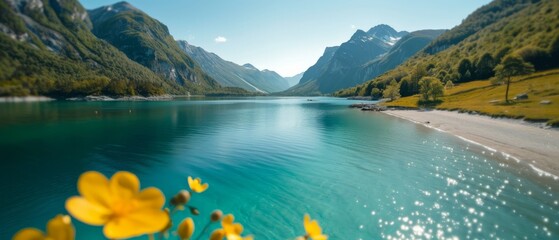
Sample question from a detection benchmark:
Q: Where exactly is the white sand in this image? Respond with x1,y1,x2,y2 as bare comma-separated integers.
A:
384,110,559,179
0,96,54,102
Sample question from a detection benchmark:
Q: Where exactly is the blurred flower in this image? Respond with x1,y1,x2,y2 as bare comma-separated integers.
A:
209,229,225,240
210,210,223,222
188,177,209,193
210,214,253,240
160,208,173,238
12,214,74,240
65,171,169,239
177,217,194,240
170,190,191,207
302,214,327,240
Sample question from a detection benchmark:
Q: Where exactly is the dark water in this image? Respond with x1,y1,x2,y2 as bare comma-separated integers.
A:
0,97,557,239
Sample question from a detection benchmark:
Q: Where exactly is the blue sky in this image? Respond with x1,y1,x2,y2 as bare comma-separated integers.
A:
80,0,492,77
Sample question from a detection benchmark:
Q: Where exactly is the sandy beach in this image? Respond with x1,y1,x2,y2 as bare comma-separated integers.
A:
384,110,559,179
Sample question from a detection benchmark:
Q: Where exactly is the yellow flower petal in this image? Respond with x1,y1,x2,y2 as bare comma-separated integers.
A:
187,176,194,188
312,234,328,240
209,229,225,240
109,171,140,200
137,187,165,209
12,228,44,240
103,208,169,239
46,215,74,240
303,214,323,237
198,183,209,192
188,177,209,193
221,214,234,226
65,197,111,225
225,234,252,240
232,223,244,235
77,171,111,208
177,217,195,240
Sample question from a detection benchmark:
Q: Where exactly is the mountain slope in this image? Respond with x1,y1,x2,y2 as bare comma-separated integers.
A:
335,0,559,98
0,0,181,97
88,1,220,94
284,72,304,87
341,29,445,93
285,24,409,95
177,41,289,93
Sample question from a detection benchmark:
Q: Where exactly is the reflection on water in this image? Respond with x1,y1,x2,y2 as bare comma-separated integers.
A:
0,97,557,239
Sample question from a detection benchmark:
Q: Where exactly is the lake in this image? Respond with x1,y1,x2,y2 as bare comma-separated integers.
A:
0,97,557,239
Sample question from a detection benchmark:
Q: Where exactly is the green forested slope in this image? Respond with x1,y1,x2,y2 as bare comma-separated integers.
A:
0,0,182,97
335,0,559,97
88,2,220,94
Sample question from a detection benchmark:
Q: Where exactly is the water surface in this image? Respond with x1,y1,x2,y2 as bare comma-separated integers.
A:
0,97,557,239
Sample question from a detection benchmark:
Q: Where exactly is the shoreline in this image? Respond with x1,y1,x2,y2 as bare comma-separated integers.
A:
382,109,559,181
0,96,55,102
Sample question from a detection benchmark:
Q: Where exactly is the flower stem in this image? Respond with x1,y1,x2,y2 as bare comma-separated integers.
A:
194,220,212,240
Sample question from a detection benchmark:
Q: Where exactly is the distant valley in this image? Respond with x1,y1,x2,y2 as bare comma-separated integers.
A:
177,41,289,93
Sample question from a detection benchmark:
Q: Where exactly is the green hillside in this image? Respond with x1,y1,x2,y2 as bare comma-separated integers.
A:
0,0,182,97
384,70,559,126
88,2,220,94
335,0,559,98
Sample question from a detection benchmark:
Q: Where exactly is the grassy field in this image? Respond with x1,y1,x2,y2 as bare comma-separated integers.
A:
382,69,559,126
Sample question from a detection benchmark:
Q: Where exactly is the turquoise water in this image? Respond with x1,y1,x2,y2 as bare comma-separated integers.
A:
0,97,557,239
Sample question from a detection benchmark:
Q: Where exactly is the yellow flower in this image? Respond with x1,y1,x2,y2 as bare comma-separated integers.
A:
177,217,194,240
65,171,169,239
209,229,225,240
209,214,253,240
187,176,209,193
303,214,327,240
12,214,74,240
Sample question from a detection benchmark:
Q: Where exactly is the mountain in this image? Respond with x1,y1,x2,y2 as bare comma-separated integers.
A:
88,1,220,94
284,24,409,95
284,72,304,87
350,29,445,85
177,41,289,93
0,0,182,97
335,0,559,98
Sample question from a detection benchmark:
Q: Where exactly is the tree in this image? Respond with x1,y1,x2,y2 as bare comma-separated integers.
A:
516,46,552,71
370,88,382,100
493,54,535,103
445,80,454,90
418,77,444,101
475,53,496,79
437,70,448,80
383,80,401,101
399,76,412,97
457,58,473,82
549,34,559,67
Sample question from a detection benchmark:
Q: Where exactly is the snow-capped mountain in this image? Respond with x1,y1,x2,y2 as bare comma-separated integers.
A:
284,25,445,95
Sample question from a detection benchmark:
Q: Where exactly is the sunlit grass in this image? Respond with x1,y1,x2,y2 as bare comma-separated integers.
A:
382,69,559,126
382,95,421,108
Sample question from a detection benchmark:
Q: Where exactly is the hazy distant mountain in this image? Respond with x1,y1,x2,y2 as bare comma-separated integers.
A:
0,0,183,97
285,24,410,95
88,1,220,94
284,46,338,95
284,72,304,87
177,41,289,93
